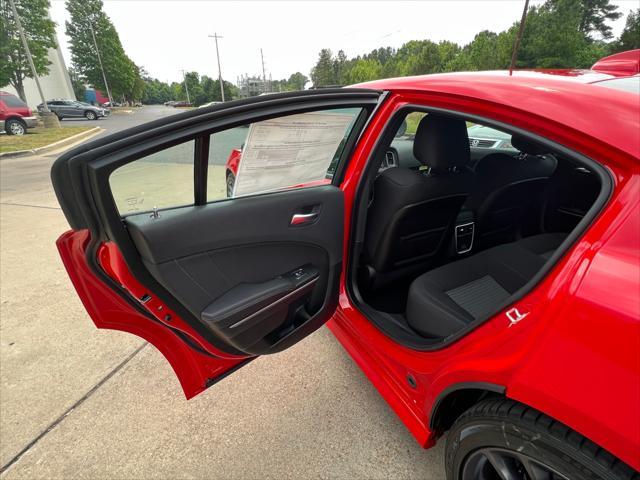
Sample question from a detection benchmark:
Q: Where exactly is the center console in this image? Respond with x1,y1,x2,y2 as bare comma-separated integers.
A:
454,210,475,254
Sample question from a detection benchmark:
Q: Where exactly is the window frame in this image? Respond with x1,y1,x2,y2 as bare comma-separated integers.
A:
346,103,614,351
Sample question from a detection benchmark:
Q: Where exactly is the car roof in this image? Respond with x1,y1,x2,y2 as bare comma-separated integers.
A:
354,69,639,159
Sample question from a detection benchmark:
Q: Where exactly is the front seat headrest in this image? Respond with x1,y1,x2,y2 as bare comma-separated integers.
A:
511,135,549,156
413,114,470,171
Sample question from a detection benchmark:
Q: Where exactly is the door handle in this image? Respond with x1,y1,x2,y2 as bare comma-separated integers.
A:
291,212,318,226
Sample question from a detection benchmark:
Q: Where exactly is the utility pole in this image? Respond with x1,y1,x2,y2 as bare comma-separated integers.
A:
180,69,191,104
260,49,269,93
208,33,225,102
8,0,49,113
88,21,113,105
509,0,530,76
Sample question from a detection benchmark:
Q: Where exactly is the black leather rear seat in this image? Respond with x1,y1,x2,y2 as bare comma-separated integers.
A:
405,233,567,338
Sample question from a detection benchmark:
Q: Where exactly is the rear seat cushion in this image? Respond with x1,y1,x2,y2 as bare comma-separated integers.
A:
406,233,567,338
517,232,568,260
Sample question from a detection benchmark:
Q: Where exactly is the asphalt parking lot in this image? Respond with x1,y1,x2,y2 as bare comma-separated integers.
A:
0,106,445,479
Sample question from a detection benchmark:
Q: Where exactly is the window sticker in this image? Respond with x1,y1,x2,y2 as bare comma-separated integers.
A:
233,111,354,197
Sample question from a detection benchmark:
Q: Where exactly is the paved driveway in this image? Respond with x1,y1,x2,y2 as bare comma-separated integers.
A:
0,107,445,479
58,104,181,135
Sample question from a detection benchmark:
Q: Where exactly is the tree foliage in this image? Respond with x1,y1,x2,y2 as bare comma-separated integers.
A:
68,66,85,100
66,0,141,102
0,0,57,101
270,72,309,92
611,8,640,52
309,0,630,88
141,72,238,106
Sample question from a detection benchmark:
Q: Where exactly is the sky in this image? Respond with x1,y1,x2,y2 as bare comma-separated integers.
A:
49,0,636,85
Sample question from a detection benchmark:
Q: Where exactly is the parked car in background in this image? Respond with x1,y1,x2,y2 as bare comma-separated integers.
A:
198,101,222,109
37,100,110,120
172,101,192,107
0,91,38,135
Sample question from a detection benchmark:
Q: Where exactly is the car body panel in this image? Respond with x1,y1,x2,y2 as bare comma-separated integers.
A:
330,87,639,471
355,71,640,160
591,49,640,76
0,92,35,132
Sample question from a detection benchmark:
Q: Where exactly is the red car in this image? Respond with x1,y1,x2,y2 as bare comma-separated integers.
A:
0,91,38,135
52,50,639,479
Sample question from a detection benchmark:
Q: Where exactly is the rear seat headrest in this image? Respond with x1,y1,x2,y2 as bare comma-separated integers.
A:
413,114,470,171
511,135,549,156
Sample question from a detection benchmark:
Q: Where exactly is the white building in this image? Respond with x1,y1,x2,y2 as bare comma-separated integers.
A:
4,38,75,110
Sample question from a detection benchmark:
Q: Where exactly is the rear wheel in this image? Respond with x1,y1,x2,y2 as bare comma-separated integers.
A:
5,118,26,136
226,172,235,197
445,398,638,480
84,110,97,120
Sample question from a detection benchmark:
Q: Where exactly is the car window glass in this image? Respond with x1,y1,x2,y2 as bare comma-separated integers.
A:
110,141,194,215
594,76,640,94
207,107,362,201
1,95,27,108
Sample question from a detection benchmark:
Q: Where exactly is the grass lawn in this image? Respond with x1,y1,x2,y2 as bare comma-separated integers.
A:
0,127,93,154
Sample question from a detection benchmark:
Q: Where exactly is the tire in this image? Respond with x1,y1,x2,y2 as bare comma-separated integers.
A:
56,113,63,120
84,110,97,120
226,172,235,197
5,118,26,136
445,398,638,480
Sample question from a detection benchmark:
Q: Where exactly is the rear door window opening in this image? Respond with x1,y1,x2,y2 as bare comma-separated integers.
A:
347,105,612,350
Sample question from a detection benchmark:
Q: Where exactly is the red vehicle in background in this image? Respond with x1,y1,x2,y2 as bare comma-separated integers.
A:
0,91,38,135
52,50,639,479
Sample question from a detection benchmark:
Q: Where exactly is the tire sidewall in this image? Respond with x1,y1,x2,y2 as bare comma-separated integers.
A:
446,417,614,480
226,173,235,197
85,111,97,120
6,119,25,135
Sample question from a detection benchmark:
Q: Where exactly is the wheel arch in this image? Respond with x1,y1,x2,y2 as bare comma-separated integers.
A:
5,116,26,126
429,382,506,435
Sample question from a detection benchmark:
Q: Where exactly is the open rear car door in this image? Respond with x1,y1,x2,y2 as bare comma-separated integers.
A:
51,89,381,398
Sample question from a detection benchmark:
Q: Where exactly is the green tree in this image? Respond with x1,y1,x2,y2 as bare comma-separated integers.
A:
568,0,621,39
394,40,441,76
287,72,309,90
311,48,337,87
66,0,140,101
0,0,57,101
346,58,382,83
611,9,640,52
517,0,590,68
68,67,85,100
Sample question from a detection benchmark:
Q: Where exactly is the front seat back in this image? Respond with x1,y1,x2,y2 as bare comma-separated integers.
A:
363,114,473,289
468,135,558,249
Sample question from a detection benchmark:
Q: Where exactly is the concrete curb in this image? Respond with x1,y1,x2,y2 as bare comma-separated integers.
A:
0,127,103,159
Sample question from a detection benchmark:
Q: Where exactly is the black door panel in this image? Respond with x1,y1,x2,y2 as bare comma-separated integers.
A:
124,185,344,355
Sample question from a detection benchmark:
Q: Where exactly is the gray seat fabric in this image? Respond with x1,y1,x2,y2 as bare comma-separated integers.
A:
405,233,567,338
363,114,473,289
466,135,558,249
